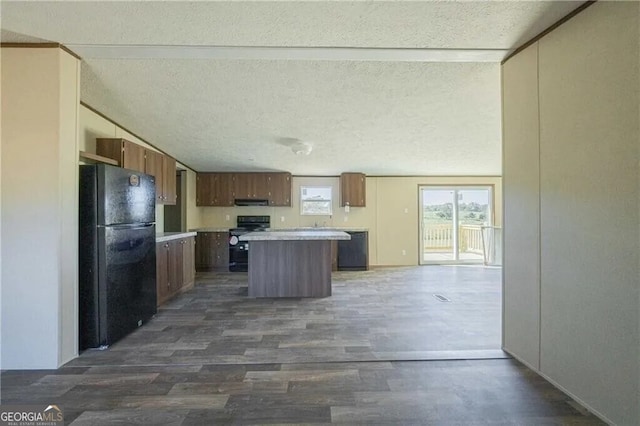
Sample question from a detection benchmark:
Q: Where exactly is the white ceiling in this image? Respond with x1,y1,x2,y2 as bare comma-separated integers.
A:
1,1,581,175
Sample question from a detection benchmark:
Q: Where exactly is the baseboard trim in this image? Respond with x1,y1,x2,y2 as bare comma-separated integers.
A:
503,348,615,425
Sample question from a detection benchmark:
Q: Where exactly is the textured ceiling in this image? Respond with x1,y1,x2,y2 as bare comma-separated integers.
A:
1,1,582,175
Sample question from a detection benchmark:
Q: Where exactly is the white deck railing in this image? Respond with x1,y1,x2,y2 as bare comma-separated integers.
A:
423,224,484,254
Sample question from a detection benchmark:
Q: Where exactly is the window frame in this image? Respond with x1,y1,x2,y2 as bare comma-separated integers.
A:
300,186,333,216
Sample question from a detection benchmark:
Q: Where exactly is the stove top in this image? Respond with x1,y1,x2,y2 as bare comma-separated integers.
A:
230,227,267,235
232,215,270,235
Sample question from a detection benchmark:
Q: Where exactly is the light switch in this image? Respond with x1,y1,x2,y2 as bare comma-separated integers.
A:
404,208,409,213
225,215,230,221
280,216,285,222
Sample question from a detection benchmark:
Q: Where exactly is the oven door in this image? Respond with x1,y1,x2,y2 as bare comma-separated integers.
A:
229,234,249,272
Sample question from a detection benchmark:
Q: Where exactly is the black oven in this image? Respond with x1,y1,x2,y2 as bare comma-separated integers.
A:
229,215,270,272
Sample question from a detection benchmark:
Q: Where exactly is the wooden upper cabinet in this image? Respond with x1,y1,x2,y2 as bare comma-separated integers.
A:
196,173,234,206
196,173,213,206
233,173,271,200
232,173,250,199
196,172,291,207
163,155,177,205
340,172,366,207
144,149,164,203
213,173,234,206
96,138,145,173
267,172,292,206
97,138,177,205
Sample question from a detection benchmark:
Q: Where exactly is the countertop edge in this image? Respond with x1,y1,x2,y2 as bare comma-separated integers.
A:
156,231,197,242
189,228,230,232
239,231,351,241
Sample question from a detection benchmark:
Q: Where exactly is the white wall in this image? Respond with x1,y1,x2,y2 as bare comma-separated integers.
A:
58,49,81,365
1,48,80,369
0,46,3,369
502,43,541,370
502,3,639,424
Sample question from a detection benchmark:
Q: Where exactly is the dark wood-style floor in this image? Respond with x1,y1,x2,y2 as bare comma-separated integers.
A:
1,266,604,425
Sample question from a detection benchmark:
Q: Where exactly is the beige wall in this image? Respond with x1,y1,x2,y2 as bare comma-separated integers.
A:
184,169,202,231
1,48,80,368
199,175,501,266
502,2,639,424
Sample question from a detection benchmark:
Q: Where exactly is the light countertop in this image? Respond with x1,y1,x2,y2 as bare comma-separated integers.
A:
156,231,197,242
239,230,351,241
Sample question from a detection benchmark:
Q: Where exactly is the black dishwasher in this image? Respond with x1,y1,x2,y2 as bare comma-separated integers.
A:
338,231,368,271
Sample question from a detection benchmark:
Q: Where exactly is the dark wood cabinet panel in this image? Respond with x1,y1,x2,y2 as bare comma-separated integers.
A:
267,172,292,206
168,239,183,296
197,173,234,206
156,242,171,306
340,172,366,207
253,174,270,199
182,237,195,287
96,138,145,173
235,173,273,201
232,173,247,199
122,140,146,173
97,138,177,205
163,155,177,205
156,236,195,307
197,172,291,207
213,173,235,206
196,173,213,206
144,149,164,203
195,232,229,272
331,240,338,272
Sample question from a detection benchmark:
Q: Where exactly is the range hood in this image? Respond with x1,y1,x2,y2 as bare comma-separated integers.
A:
234,198,269,206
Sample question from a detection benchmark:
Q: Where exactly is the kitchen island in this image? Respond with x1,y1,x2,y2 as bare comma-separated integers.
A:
239,231,350,298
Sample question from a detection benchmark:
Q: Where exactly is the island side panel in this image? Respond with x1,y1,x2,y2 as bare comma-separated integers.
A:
248,240,332,297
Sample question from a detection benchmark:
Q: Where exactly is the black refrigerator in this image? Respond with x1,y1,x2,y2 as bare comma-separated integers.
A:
79,164,157,351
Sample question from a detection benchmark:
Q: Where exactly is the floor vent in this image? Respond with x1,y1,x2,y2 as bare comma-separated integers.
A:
433,294,451,302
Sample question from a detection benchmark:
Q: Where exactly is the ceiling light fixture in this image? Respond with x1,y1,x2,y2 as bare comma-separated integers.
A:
291,141,312,155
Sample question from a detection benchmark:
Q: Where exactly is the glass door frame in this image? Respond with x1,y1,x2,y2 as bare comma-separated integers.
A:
419,185,494,265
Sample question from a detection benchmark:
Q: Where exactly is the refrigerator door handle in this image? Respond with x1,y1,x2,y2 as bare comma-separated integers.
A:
99,223,155,230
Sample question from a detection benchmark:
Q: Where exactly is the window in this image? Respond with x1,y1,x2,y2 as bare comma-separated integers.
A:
300,186,332,215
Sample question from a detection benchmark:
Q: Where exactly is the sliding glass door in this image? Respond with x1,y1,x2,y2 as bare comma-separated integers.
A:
419,186,492,264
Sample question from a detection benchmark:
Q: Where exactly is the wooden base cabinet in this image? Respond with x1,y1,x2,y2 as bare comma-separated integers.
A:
195,232,229,272
156,237,195,307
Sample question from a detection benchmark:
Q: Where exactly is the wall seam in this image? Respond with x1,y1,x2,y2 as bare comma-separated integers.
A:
536,42,543,372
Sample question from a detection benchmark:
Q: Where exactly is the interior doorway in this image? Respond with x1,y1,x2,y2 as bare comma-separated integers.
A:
164,170,185,232
419,186,493,264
